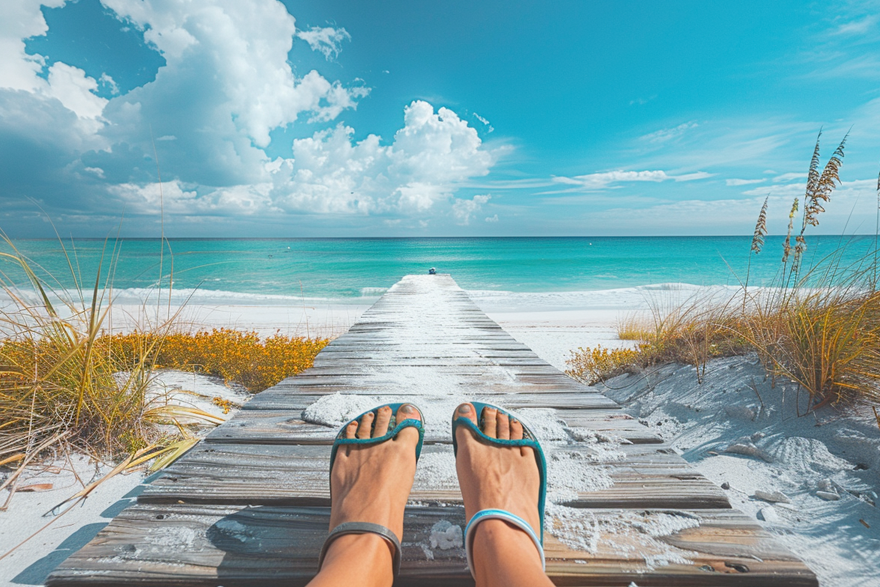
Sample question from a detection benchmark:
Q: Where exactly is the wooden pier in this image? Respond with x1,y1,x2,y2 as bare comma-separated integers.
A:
47,275,817,586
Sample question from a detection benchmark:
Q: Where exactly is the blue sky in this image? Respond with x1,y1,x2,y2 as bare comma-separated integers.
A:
2,0,880,237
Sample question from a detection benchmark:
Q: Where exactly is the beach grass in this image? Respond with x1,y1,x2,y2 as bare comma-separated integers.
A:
569,131,880,408
0,233,327,503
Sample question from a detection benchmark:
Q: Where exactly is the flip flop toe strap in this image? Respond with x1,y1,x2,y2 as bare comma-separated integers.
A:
318,522,402,578
464,509,545,577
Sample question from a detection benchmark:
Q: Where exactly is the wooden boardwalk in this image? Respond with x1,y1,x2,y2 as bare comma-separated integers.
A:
48,275,817,586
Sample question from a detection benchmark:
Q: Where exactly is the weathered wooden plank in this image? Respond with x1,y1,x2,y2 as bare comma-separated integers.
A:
46,504,816,587
206,409,660,446
250,381,596,397
139,443,729,509
244,391,621,411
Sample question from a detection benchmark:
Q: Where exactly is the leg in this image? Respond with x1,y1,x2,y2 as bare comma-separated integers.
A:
308,404,421,587
454,403,555,587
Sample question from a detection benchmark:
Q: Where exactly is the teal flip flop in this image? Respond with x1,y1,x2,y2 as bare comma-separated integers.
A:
452,401,547,576
320,403,425,579
329,403,425,476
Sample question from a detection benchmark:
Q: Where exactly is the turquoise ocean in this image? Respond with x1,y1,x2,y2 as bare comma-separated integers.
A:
2,236,877,301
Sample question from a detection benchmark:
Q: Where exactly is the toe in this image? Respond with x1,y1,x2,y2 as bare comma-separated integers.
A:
454,403,478,445
356,411,374,439
496,411,510,439
373,405,393,437
394,404,422,446
344,421,358,439
482,407,497,439
396,403,421,424
510,418,524,440
454,403,478,425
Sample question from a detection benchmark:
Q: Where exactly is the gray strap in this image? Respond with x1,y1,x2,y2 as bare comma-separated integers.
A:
318,522,401,578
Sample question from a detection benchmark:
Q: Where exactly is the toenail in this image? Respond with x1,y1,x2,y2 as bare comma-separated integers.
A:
400,404,414,414
458,404,472,414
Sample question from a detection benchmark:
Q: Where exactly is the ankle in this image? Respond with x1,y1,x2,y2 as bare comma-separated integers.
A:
471,520,544,580
317,533,394,586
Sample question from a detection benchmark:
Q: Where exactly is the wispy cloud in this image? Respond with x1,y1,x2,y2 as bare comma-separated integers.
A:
639,121,698,144
726,178,766,186
296,26,351,61
629,95,656,106
473,112,494,133
462,178,554,190
549,169,712,192
773,172,805,182
831,14,879,36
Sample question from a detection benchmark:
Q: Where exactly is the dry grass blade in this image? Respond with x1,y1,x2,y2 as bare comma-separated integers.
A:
0,453,24,467
146,437,200,472
143,404,226,426
0,431,70,495
42,445,148,517
1,231,328,515
617,312,651,341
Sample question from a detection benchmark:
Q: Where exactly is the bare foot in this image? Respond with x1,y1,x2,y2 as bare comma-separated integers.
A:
454,403,541,535
454,403,551,587
330,404,421,539
310,404,421,587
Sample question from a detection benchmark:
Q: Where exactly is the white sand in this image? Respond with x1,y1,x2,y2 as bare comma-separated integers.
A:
0,371,250,586
2,283,878,586
590,358,880,587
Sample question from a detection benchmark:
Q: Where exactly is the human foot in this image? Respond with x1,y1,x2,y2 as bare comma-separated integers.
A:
453,403,549,584
453,403,542,536
313,404,422,586
329,403,422,540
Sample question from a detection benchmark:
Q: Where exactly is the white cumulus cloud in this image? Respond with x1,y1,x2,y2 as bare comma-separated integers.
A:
0,0,502,230
452,194,490,225
0,0,108,135
45,62,108,120
268,101,497,215
0,0,67,92
113,101,498,219
102,0,368,150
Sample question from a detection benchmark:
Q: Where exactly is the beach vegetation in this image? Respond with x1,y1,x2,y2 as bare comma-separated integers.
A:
108,328,328,393
569,131,880,409
565,344,642,383
0,232,327,509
